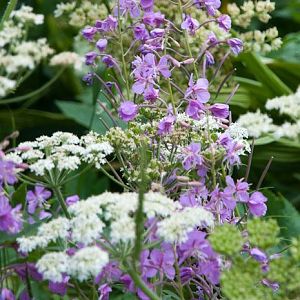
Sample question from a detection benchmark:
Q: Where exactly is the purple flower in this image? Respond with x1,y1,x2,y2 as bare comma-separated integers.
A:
95,261,122,284
207,32,218,44
81,26,97,41
134,24,149,41
85,51,98,65
180,267,195,284
179,143,204,170
157,115,176,135
147,245,175,280
227,38,244,55
141,0,154,12
205,51,215,66
150,28,165,38
217,14,231,31
261,279,279,291
95,15,117,32
223,176,249,203
0,195,22,234
248,191,267,216
250,248,268,263
82,72,94,85
114,0,140,18
98,284,112,300
185,75,210,103
102,55,117,68
194,0,221,16
66,195,79,207
1,288,15,300
180,185,208,207
209,103,229,118
118,101,138,122
0,160,18,186
181,15,200,35
186,99,205,120
26,185,51,214
49,276,69,296
143,11,165,27
15,263,43,282
144,85,159,102
96,39,108,52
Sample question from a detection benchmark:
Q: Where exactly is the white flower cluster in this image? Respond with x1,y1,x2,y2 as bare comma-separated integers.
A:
157,207,214,244
50,52,83,70
14,131,114,176
265,87,300,119
227,1,281,54
0,6,54,98
36,246,109,282
54,1,107,28
238,88,300,140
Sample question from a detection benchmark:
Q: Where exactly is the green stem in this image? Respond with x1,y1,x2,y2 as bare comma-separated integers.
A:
173,246,185,300
126,268,160,300
0,0,18,30
117,0,130,99
99,166,130,190
178,0,198,78
52,186,71,219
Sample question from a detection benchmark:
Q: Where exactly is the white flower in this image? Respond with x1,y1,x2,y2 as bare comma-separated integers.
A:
0,76,16,97
57,155,81,171
11,5,44,25
110,215,136,243
37,217,70,241
36,252,69,283
17,236,50,253
54,2,76,18
157,207,214,244
50,52,83,70
237,110,277,138
30,158,55,176
69,246,109,281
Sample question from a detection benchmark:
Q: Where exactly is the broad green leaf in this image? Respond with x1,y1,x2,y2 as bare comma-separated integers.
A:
264,190,300,240
239,52,292,97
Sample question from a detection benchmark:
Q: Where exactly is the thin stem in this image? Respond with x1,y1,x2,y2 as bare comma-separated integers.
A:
173,246,185,300
244,139,255,181
256,156,273,190
99,166,130,190
52,186,71,219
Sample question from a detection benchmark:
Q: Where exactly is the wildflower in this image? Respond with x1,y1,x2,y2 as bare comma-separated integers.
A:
248,191,267,216
181,15,200,35
85,51,98,65
50,52,82,70
217,14,231,31
81,26,97,41
227,38,244,55
0,160,18,186
179,143,204,171
98,284,112,300
115,0,141,18
118,101,138,122
1,288,15,300
96,39,108,52
186,100,205,120
209,103,229,118
140,0,154,12
142,11,165,27
26,185,51,214
66,195,79,206
194,0,221,16
95,15,118,32
157,115,176,135
0,195,22,234
82,72,94,85
49,275,69,296
185,75,210,103
134,24,149,41
205,51,215,66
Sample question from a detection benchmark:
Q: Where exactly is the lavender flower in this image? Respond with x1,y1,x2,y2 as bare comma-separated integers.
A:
98,284,112,300
0,195,22,234
118,101,138,122
96,39,108,52
217,14,231,31
85,51,98,65
181,15,200,35
82,26,97,41
194,0,221,16
95,15,118,32
115,0,141,18
0,160,18,186
248,191,267,216
26,185,51,214
227,38,244,55
179,143,204,170
185,75,210,103
66,195,79,207
209,103,229,118
157,115,176,135
140,0,154,12
186,99,205,120
1,288,15,300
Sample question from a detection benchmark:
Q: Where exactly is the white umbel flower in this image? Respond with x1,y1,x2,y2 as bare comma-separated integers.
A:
37,217,70,241
17,236,50,253
0,76,16,97
69,246,109,281
36,252,69,283
157,207,214,244
50,52,83,70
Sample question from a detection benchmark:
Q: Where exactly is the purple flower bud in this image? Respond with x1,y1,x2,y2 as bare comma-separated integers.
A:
217,14,231,31
66,195,79,207
118,101,138,122
207,32,218,44
227,38,244,55
102,55,116,68
261,279,280,291
141,0,154,12
81,26,97,41
143,12,165,27
98,284,112,300
250,248,268,263
39,210,51,220
150,28,165,38
1,288,15,300
209,103,229,118
181,15,200,35
180,267,195,284
205,51,215,66
194,0,221,16
134,24,149,41
82,72,94,85
96,39,108,52
85,51,98,65
49,276,69,296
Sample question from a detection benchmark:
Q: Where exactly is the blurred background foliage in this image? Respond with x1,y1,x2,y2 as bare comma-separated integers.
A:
0,0,300,213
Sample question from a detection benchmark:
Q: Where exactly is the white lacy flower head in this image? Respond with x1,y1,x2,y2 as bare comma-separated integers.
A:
11,5,44,25
237,110,277,138
265,87,300,119
13,131,114,176
54,2,76,18
157,206,214,244
69,246,109,281
36,252,69,283
17,236,50,253
50,52,83,70
0,76,16,97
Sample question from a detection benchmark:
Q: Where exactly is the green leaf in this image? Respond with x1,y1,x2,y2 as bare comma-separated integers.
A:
254,136,276,146
264,190,300,240
11,183,27,207
239,52,292,97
